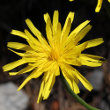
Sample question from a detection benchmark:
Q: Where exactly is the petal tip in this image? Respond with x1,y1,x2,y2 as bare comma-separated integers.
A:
2,65,7,72
17,87,21,91
25,18,30,23
69,0,74,2
10,30,14,34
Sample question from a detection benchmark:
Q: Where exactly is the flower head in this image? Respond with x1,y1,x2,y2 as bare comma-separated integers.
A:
3,10,104,103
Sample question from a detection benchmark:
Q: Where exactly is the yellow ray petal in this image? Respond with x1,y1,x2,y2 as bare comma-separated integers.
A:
66,22,91,48
54,64,60,76
79,58,103,67
30,60,54,74
42,73,55,100
85,38,104,49
61,64,93,91
79,54,103,67
95,0,103,12
60,65,74,90
56,23,62,39
61,12,74,43
23,57,38,63
50,74,55,90
53,10,59,35
61,18,72,45
9,65,35,76
25,19,48,46
108,0,110,2
44,13,51,23
7,42,30,50
3,59,26,72
44,12,56,48
53,22,62,46
76,42,88,53
63,58,81,66
62,11,75,33
28,58,48,68
60,63,79,85
11,30,28,39
42,62,59,84
8,48,25,57
45,62,60,76
27,40,42,52
17,69,43,91
24,30,46,52
80,54,104,62
73,75,79,84
24,29,40,46
81,54,104,60
62,47,81,66
43,72,50,83
37,81,44,103
72,79,80,94
42,61,55,72
46,17,53,46
74,25,92,44
65,11,75,24
68,20,90,41
73,68,93,91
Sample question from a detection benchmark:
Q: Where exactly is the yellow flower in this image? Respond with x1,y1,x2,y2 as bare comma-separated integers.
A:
3,10,104,103
69,0,110,13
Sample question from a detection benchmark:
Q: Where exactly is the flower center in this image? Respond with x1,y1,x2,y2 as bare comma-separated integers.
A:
49,49,60,61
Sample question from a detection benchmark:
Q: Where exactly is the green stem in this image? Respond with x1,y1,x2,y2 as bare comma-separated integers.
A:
60,73,100,110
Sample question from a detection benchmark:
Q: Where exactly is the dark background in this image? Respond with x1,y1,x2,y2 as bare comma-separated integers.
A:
0,0,110,110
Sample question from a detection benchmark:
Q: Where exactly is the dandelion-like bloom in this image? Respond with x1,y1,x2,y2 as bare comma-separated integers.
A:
3,10,104,103
69,0,110,13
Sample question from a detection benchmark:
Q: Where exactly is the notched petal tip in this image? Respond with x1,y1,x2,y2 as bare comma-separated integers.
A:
2,59,26,72
95,9,100,13
10,30,14,34
37,100,40,104
88,86,93,92
2,66,7,72
10,30,27,39
10,30,19,36
86,38,104,49
25,18,30,22
74,90,80,94
25,18,33,27
54,10,58,13
69,0,74,2
9,72,18,76
44,12,50,23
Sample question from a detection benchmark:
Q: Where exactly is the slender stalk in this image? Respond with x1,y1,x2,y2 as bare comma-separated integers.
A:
60,73,100,110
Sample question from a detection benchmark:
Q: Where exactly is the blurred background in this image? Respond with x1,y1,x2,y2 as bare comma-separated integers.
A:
0,0,110,110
